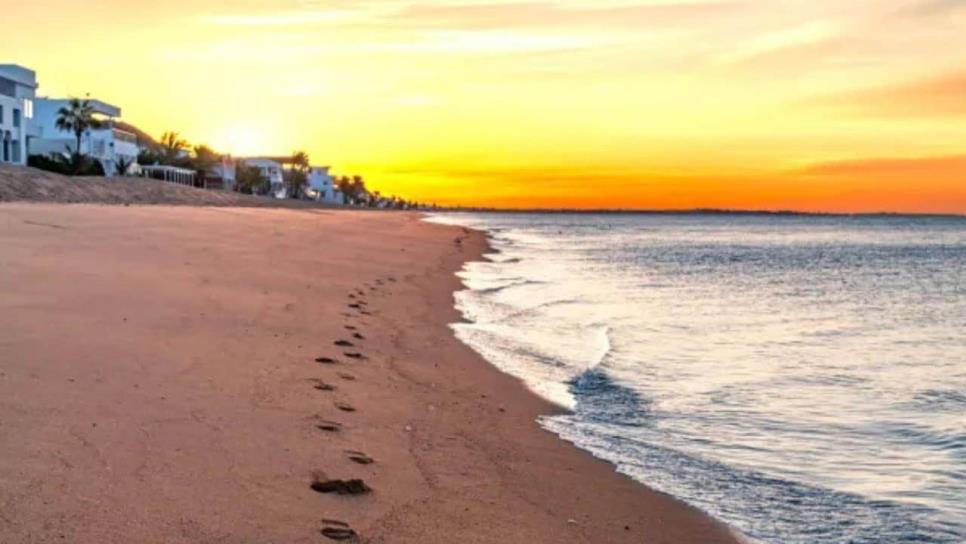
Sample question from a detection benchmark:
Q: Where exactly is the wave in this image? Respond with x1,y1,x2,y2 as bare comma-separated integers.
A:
472,278,544,295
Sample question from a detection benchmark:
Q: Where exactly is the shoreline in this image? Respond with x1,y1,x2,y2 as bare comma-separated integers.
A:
0,203,740,543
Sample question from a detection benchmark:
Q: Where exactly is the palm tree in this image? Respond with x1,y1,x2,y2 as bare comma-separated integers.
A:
191,145,220,182
55,98,104,158
114,155,134,177
292,150,309,172
287,150,310,199
160,131,189,164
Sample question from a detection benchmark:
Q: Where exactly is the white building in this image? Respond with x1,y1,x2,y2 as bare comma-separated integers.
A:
0,64,38,166
241,158,285,198
30,98,139,176
307,166,343,203
207,156,236,190
140,164,196,186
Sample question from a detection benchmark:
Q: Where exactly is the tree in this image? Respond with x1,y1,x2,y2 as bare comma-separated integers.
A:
286,150,310,199
55,98,104,160
160,131,189,164
137,148,162,166
115,155,134,177
191,145,220,183
235,163,268,195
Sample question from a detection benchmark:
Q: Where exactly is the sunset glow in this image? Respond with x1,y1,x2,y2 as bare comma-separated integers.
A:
6,0,966,212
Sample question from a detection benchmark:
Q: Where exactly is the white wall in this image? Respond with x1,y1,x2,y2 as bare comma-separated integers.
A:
0,65,37,166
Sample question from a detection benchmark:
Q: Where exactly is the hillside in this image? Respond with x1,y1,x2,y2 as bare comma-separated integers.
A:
0,165,323,207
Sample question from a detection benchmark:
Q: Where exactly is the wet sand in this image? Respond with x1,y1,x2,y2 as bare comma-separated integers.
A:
0,203,740,543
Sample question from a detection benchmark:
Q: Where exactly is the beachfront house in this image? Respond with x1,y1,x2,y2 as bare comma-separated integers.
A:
0,64,38,166
30,98,139,177
240,157,285,198
205,155,237,191
307,166,343,203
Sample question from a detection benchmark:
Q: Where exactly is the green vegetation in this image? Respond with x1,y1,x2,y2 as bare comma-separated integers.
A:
235,162,269,195
54,98,104,159
284,150,310,199
27,153,105,176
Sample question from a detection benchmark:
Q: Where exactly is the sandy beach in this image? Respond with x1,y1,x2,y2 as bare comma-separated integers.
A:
0,201,740,543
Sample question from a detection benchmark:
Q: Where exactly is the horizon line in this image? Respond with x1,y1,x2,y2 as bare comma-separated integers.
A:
431,207,966,218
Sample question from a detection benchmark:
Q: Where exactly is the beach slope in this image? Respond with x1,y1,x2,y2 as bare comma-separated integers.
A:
0,203,739,543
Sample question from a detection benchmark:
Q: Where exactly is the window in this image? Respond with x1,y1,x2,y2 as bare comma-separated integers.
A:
0,105,4,124
13,109,21,128
23,99,33,119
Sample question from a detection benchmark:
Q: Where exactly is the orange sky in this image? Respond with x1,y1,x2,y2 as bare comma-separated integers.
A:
5,0,966,213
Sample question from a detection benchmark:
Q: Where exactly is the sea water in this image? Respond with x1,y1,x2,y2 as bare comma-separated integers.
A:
426,212,966,544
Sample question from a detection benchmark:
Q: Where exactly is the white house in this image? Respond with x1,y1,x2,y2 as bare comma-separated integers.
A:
306,166,343,204
30,98,139,177
206,155,236,190
240,157,285,198
0,64,38,166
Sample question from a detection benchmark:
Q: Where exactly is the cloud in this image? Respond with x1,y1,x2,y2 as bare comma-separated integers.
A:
393,1,741,29
907,0,966,16
715,20,843,67
808,68,966,117
205,9,361,26
799,154,966,178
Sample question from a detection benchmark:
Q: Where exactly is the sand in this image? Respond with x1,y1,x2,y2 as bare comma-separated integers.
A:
0,202,741,543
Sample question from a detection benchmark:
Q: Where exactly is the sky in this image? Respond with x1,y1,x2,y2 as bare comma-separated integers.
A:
5,0,966,212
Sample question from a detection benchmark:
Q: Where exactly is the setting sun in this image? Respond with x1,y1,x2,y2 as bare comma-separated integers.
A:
215,124,266,157
3,0,965,212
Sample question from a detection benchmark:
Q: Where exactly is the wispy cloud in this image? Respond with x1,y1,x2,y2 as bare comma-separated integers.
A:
206,9,361,26
799,154,966,177
810,68,966,117
715,20,843,67
393,1,741,29
906,0,966,16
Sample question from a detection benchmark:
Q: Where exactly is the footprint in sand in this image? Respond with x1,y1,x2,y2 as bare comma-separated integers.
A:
320,519,358,541
335,402,356,412
352,332,365,340
344,325,357,331
337,372,356,381
334,340,354,347
343,352,365,360
312,380,336,392
345,450,374,465
311,475,371,495
315,419,342,432
315,356,338,365
347,303,362,309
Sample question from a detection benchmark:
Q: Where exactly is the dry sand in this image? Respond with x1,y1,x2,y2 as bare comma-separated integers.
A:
0,202,741,543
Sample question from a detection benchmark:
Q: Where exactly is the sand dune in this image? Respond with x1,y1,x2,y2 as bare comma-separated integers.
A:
0,164,320,207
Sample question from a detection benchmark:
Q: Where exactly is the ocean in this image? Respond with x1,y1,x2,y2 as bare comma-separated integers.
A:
426,212,966,544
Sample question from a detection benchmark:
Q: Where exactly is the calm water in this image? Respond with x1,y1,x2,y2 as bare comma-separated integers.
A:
427,212,966,544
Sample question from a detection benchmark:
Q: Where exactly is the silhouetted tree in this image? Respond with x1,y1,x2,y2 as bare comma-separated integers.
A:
160,131,189,164
235,163,268,195
55,98,104,161
286,150,310,199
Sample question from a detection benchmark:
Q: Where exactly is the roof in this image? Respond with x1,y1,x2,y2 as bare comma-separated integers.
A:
0,65,38,88
37,97,121,118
